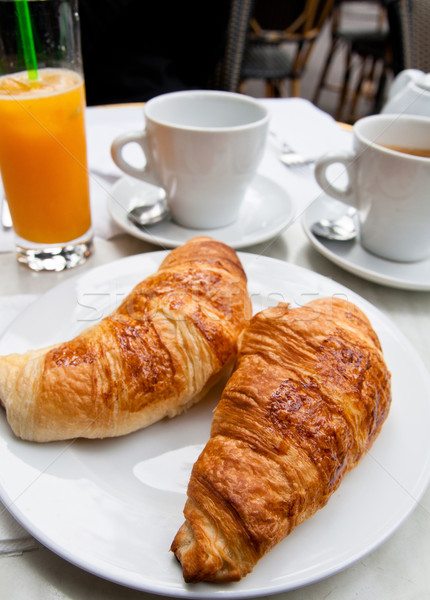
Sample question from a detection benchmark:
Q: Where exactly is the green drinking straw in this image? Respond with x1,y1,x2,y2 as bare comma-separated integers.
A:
14,0,38,80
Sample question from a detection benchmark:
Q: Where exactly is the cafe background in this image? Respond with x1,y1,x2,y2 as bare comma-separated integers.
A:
78,0,411,124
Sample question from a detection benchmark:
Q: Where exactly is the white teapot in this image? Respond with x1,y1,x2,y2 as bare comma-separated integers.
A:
382,69,430,116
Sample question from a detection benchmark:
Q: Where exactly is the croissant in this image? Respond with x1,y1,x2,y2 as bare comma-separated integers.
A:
0,237,252,442
171,297,392,582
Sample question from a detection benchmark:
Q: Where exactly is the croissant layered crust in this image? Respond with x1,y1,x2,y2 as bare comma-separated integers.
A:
171,297,392,582
0,237,252,442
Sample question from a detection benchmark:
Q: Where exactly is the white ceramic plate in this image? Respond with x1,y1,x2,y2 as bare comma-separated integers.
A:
107,174,294,249
1,252,429,599
303,195,430,291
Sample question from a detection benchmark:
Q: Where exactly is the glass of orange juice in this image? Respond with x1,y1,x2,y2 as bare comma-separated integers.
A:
0,0,92,271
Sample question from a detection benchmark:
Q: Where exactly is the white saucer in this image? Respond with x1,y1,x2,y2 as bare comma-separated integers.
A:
107,174,294,249
303,195,430,291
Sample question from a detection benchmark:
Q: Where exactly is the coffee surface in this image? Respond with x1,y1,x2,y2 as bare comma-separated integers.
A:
379,143,430,158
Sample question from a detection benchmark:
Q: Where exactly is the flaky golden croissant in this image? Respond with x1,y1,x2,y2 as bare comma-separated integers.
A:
171,297,392,582
0,237,252,442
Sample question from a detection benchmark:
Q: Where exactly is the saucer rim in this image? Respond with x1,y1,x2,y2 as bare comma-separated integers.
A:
106,173,294,249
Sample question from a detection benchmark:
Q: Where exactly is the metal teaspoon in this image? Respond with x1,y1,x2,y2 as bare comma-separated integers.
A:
127,198,169,227
311,209,358,241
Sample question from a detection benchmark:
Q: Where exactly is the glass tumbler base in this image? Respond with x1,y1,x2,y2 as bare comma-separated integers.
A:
16,233,93,272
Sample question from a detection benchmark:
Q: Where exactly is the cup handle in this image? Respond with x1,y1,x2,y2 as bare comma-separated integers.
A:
314,151,356,207
110,131,162,186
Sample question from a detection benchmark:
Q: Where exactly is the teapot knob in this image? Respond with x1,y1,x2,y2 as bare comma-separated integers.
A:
416,73,430,91
388,69,424,100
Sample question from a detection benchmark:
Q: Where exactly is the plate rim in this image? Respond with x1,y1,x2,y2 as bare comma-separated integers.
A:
1,250,430,598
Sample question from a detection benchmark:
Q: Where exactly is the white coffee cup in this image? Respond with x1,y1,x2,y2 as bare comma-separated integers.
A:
315,114,430,262
111,90,269,229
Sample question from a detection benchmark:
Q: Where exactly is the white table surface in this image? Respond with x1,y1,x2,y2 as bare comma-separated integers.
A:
0,101,429,599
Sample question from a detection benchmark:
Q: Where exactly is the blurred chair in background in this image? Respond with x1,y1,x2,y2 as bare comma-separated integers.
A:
396,0,430,71
210,0,282,94
237,0,335,97
312,0,396,122
211,0,255,93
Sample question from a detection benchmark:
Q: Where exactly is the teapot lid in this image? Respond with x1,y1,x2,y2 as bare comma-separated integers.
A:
416,73,430,91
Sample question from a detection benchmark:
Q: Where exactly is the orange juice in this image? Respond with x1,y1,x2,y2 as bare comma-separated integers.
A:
0,68,91,244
